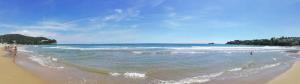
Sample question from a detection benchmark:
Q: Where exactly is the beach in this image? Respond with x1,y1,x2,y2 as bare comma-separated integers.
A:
268,61,300,84
0,46,44,84
15,44,299,84
1,44,300,84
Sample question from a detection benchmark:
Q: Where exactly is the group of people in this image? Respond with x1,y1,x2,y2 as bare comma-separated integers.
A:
4,44,18,63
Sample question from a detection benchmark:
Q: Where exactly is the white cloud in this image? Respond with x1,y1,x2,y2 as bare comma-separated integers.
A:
164,6,175,11
56,29,138,44
164,20,180,27
207,20,244,29
102,8,141,22
173,40,219,44
151,0,166,7
130,25,139,28
10,30,58,38
128,9,140,17
103,15,121,21
163,15,194,29
0,24,17,28
162,6,195,29
114,9,123,14
0,7,143,44
31,21,74,30
0,21,74,31
168,12,177,17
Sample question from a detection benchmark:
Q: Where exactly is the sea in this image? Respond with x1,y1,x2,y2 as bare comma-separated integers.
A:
16,44,300,84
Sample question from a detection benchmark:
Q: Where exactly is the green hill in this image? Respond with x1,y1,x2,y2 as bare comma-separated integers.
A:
0,34,57,45
226,37,300,46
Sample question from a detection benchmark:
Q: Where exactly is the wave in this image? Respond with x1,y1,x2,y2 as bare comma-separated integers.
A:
170,51,206,54
123,72,146,78
259,63,281,70
273,58,277,61
28,55,64,69
242,62,281,71
156,63,281,84
18,47,34,53
109,72,121,77
158,78,210,84
44,46,133,50
183,46,295,51
157,72,223,84
131,51,206,55
109,72,146,79
132,51,145,54
228,67,243,72
43,46,295,52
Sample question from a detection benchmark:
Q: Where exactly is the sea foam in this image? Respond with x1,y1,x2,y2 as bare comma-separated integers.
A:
159,78,210,84
158,72,224,84
132,51,144,54
173,46,295,51
18,47,34,53
110,72,121,77
44,46,133,51
228,67,243,72
28,55,64,69
170,51,205,54
260,63,281,70
123,72,146,78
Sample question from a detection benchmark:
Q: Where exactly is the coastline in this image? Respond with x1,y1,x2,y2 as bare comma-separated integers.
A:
267,61,300,84
1,44,298,84
0,46,45,84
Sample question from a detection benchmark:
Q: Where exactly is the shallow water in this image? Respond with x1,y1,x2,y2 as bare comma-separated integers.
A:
17,44,300,84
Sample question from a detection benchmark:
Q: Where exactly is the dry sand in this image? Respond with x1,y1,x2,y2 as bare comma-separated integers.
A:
267,61,300,84
0,46,45,84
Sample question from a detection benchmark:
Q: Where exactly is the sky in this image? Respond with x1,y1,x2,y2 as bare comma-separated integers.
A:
0,0,300,44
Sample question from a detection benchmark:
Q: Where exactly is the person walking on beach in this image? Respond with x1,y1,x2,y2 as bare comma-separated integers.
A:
11,40,18,63
12,45,17,63
3,44,18,63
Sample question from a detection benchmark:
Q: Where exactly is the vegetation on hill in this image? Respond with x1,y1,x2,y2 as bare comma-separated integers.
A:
226,37,300,46
0,34,57,45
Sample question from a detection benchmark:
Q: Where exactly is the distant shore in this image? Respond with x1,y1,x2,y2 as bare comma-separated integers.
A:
0,45,45,84
267,60,300,84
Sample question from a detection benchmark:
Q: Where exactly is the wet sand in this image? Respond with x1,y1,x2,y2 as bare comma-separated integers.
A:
0,46,45,84
267,61,300,84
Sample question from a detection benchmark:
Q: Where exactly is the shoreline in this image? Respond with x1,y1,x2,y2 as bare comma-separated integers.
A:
0,46,45,84
2,45,299,84
267,60,300,84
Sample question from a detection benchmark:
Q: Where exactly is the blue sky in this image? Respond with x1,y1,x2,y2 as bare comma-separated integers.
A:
0,0,300,44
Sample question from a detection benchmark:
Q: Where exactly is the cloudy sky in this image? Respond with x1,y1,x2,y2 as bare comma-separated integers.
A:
0,0,300,44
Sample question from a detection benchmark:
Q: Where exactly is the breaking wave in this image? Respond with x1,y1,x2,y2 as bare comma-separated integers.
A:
124,72,146,78
259,63,281,70
228,67,243,72
109,72,146,79
28,55,64,69
18,47,34,53
43,46,295,51
157,72,224,84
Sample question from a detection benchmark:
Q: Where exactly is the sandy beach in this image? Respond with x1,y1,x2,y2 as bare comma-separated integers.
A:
268,61,300,84
0,44,299,84
0,46,45,84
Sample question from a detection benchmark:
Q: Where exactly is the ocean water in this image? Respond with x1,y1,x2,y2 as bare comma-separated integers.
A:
17,44,300,84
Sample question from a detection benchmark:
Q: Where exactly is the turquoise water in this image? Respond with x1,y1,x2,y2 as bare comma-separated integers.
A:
18,44,300,84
